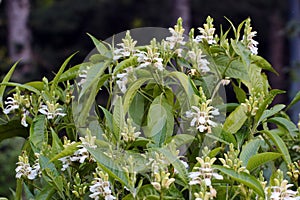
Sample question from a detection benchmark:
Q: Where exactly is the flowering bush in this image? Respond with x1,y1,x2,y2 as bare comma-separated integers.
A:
1,16,300,200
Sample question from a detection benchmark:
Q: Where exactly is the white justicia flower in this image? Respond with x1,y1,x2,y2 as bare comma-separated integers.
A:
21,108,29,127
186,100,219,133
166,28,186,49
166,18,186,49
187,49,210,73
16,151,40,180
58,156,72,171
189,156,223,188
266,180,298,200
243,31,258,55
77,67,89,86
89,170,116,200
116,67,135,94
3,96,19,114
242,18,259,55
38,101,66,119
195,16,217,45
70,147,90,163
134,48,164,71
113,31,137,61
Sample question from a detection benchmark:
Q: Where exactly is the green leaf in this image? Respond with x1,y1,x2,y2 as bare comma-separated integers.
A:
123,77,152,113
223,105,247,134
99,106,113,132
287,90,300,110
214,165,265,198
50,52,77,94
58,63,81,83
167,134,194,147
113,57,137,75
123,184,159,200
159,147,189,185
50,142,80,162
129,92,145,127
29,115,46,152
258,104,286,125
231,40,250,67
247,152,282,171
261,130,292,164
0,82,41,95
239,139,263,166
35,185,56,200
86,147,131,190
87,33,109,55
145,95,174,147
0,61,18,109
267,117,298,138
251,55,278,75
0,119,28,142
254,89,285,125
232,81,247,103
112,96,124,143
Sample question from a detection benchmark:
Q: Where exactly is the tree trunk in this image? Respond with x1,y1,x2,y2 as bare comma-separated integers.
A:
6,0,32,76
172,0,191,32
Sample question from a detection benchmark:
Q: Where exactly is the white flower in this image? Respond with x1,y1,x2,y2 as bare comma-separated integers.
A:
16,161,32,179
243,31,258,55
70,147,90,163
265,180,298,200
58,156,71,171
186,101,219,133
21,108,29,127
166,27,186,49
116,67,134,94
134,48,164,71
3,96,19,114
16,152,40,180
195,16,217,45
242,18,259,55
89,173,116,200
113,31,137,61
78,68,89,86
189,157,223,187
38,101,66,119
187,49,210,73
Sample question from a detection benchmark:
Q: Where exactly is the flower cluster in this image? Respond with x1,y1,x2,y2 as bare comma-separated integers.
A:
38,101,66,119
113,31,137,60
15,151,40,180
186,99,219,133
3,90,31,127
219,143,249,173
149,152,175,192
195,16,217,45
89,168,116,200
242,18,259,55
120,118,141,143
264,170,298,200
189,147,223,200
59,131,97,171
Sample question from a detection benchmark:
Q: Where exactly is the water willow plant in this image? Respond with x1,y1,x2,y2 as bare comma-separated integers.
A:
0,16,300,200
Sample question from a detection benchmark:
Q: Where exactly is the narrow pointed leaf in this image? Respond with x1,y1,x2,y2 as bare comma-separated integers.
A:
261,130,291,164
214,165,265,198
0,61,18,109
223,105,247,134
247,152,282,171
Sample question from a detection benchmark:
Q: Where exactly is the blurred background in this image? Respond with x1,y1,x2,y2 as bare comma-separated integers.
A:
0,0,299,197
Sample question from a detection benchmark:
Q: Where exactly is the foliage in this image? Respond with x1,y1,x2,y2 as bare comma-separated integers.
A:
0,16,300,199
